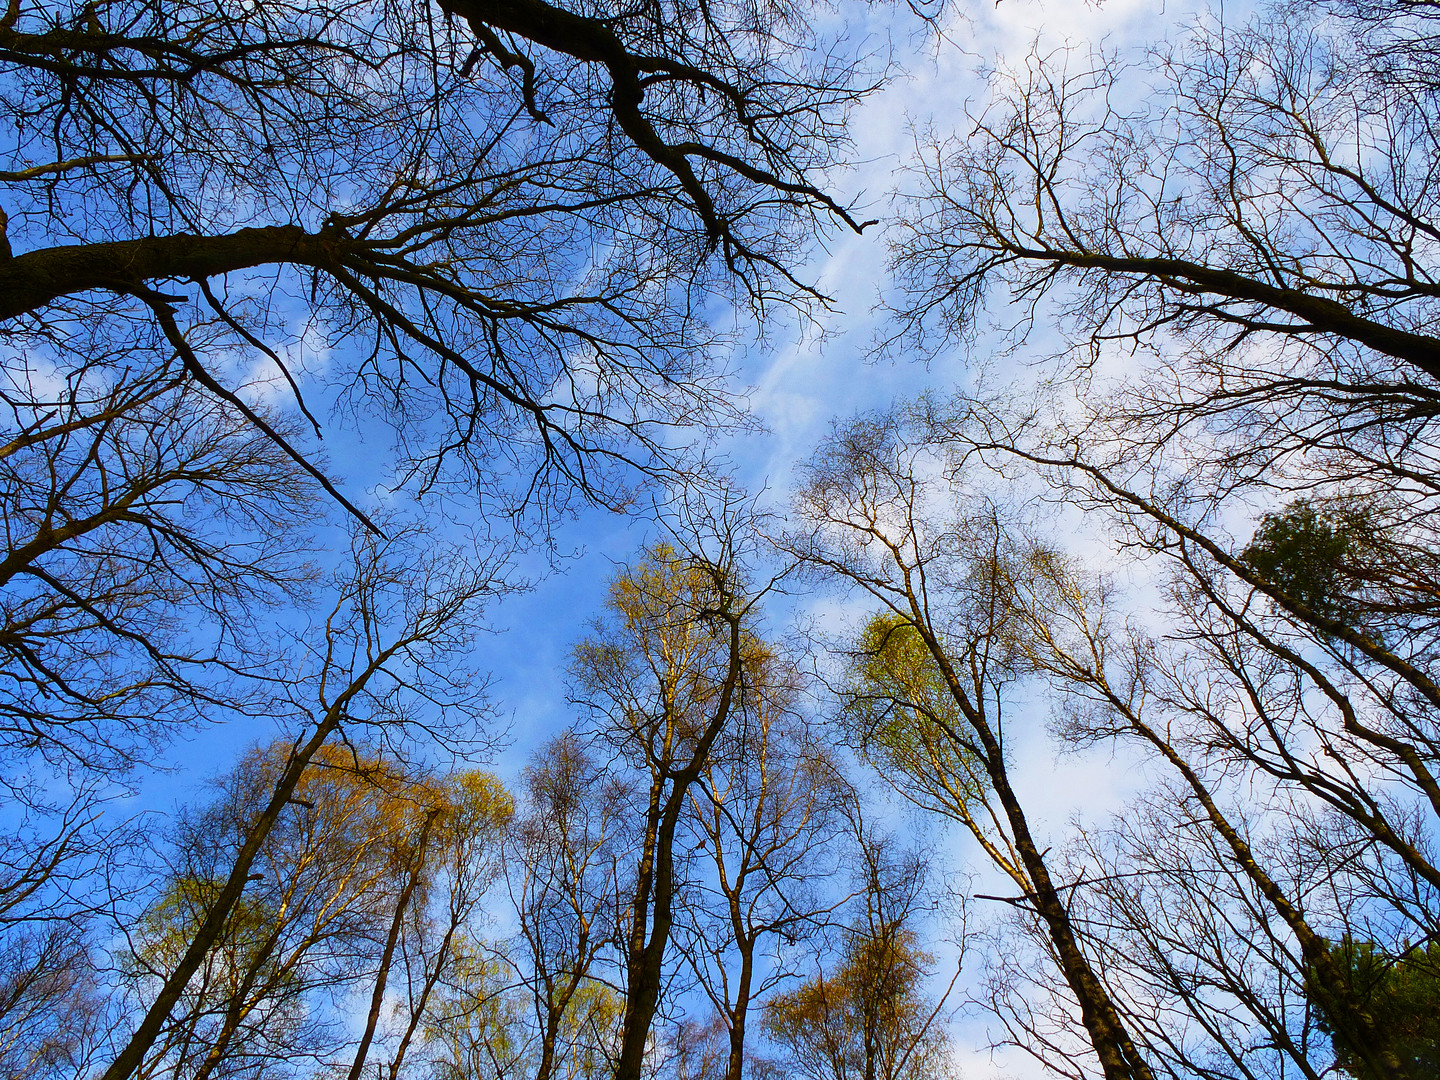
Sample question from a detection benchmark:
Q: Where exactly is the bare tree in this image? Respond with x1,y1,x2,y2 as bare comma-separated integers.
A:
0,800,112,1080
508,732,631,1080
569,528,761,1080
783,411,1156,1080
0,369,316,777
893,2,1440,379
759,829,952,1080
982,528,1434,1080
0,0,877,533
876,385,1440,1080
890,3,1440,644
0,361,327,1080
883,5,1440,1070
680,650,854,1080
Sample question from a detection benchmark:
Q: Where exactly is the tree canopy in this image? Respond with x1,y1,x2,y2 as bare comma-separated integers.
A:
7,3,1440,1080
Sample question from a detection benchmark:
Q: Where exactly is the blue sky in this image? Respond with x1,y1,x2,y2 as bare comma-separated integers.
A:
462,6,1222,1070
152,2,1228,1072
170,0,1218,789
431,7,1218,1071
472,0,1209,763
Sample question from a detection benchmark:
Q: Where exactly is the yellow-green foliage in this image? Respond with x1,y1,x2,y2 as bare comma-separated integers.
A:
845,614,985,816
763,925,946,1080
